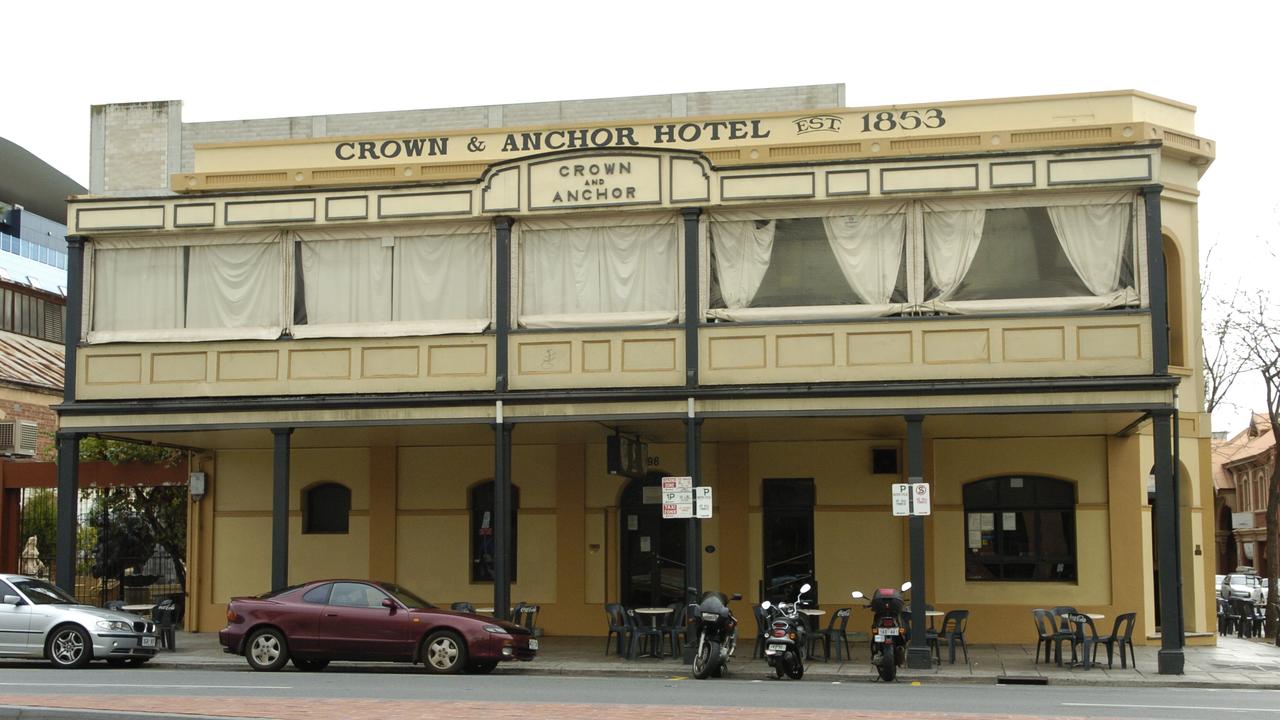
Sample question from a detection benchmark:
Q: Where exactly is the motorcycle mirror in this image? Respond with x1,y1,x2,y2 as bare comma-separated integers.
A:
799,583,812,594
760,601,772,610
900,581,913,592
851,591,864,599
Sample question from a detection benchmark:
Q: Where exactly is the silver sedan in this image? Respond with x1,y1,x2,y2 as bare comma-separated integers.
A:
0,573,158,668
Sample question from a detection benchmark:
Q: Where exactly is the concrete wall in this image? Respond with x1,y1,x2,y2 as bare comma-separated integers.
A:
90,85,845,196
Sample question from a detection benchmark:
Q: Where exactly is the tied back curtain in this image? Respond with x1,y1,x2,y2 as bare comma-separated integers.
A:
186,243,281,329
822,214,905,305
710,220,775,309
394,233,490,322
92,247,183,331
923,209,986,302
299,238,392,324
1047,204,1131,295
520,223,677,322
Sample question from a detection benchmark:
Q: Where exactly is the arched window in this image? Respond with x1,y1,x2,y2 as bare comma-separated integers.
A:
303,482,350,534
470,481,519,583
963,476,1075,581
1162,234,1186,367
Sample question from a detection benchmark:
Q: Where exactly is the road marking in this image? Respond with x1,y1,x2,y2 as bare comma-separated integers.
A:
0,683,292,690
1064,703,1280,713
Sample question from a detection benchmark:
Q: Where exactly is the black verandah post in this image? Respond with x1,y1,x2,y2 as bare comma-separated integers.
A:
905,415,931,669
54,432,80,593
271,427,293,591
493,417,513,622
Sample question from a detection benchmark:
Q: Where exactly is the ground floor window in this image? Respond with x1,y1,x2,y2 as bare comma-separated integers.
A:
470,481,518,583
963,476,1076,581
762,478,816,603
303,483,350,534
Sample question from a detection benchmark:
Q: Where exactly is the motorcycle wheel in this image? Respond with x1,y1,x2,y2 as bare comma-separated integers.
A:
692,639,718,680
787,657,804,680
877,646,897,682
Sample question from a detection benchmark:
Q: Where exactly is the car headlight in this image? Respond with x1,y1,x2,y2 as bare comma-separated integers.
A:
96,620,133,632
482,625,510,634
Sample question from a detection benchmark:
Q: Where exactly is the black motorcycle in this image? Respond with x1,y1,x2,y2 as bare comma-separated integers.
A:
760,582,811,680
688,591,741,679
851,581,912,682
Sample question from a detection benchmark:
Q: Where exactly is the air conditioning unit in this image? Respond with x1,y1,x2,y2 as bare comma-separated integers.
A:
0,420,39,456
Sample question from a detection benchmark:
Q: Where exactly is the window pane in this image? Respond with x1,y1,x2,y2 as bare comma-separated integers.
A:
186,244,281,329
298,239,391,324
330,582,385,608
304,483,350,534
928,207,1091,300
470,482,518,583
93,247,183,331
395,234,490,321
302,584,332,604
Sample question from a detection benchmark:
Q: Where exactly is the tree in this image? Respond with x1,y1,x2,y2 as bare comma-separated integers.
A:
1231,288,1280,641
1200,249,1247,414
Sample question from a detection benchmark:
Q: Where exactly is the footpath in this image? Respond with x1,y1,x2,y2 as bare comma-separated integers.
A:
138,631,1280,689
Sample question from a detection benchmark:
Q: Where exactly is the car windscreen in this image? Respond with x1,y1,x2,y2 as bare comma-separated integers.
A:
378,582,435,609
13,578,78,605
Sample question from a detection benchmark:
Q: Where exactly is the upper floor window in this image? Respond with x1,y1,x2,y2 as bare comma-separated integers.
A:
922,196,1134,313
303,482,350,534
709,203,908,322
90,232,283,341
1,285,65,342
519,214,678,328
963,476,1076,582
292,227,491,338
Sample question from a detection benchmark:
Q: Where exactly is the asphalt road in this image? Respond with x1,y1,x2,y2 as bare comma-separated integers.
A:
0,666,1279,719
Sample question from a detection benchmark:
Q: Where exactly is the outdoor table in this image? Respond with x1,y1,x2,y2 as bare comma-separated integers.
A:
121,603,155,618
475,606,495,615
633,607,672,658
925,609,943,632
800,608,826,658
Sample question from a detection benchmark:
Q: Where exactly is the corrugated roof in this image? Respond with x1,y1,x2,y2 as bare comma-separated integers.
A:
0,330,63,393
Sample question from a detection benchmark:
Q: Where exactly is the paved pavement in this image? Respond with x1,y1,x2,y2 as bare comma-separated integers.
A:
130,631,1280,689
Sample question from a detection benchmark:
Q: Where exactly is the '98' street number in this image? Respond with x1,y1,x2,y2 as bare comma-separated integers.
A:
861,109,946,132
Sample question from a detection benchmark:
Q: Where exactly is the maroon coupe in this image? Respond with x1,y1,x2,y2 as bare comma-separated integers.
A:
219,580,537,673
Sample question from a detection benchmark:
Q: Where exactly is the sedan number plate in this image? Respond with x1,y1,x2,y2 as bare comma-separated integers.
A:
141,636,156,647
528,639,538,651
767,643,787,653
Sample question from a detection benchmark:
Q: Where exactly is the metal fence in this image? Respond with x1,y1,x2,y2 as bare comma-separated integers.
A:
17,485,186,607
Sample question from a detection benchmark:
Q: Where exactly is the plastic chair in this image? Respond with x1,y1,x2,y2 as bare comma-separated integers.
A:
603,603,632,657
520,604,542,637
1031,609,1053,664
751,604,768,659
928,610,969,665
629,609,664,658
1069,614,1105,670
815,607,853,662
450,602,476,614
152,597,178,650
659,602,686,657
1097,612,1136,669
1047,607,1079,666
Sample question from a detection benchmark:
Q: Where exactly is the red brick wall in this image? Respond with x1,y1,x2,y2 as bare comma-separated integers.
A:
0,396,59,458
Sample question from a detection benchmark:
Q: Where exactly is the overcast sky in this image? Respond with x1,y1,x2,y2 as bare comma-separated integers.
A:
4,1,1274,433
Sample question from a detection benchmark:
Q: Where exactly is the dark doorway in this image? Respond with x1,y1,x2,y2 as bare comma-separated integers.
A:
620,472,687,608
762,478,816,605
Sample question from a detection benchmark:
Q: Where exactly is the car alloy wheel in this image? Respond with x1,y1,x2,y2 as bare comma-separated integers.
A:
246,629,290,672
48,626,91,669
423,630,467,674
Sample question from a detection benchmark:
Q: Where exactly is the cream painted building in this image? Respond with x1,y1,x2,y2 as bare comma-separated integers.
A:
55,85,1214,673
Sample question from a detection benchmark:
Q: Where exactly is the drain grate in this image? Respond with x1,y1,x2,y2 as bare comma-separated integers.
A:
997,676,1049,685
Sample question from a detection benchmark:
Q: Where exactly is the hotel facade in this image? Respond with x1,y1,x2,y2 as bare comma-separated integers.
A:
55,86,1214,672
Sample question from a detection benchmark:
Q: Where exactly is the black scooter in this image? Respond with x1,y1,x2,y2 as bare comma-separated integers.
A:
851,581,912,682
687,591,741,679
760,582,811,680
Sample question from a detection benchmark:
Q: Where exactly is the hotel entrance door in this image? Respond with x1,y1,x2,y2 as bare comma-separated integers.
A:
620,472,687,608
